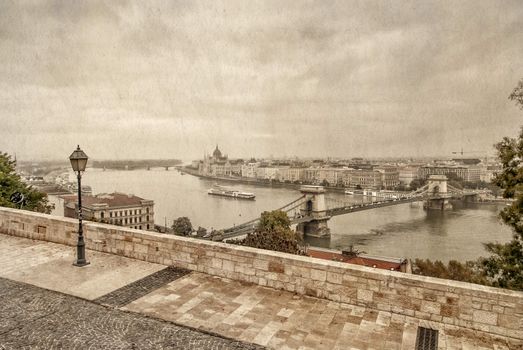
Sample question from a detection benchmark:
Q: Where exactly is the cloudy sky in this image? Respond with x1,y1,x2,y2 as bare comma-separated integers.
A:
1,0,522,161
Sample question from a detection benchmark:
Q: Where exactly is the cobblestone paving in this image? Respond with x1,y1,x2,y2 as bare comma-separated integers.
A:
0,277,263,350
95,266,191,308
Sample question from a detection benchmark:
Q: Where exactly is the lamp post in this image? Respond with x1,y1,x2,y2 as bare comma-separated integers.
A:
69,145,90,267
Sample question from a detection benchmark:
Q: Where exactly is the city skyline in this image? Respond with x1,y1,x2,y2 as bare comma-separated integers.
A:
1,1,522,161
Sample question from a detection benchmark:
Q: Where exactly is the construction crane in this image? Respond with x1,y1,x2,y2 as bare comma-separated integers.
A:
451,148,484,156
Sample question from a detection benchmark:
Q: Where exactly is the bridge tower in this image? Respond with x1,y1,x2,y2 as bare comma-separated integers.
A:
424,175,453,210
296,186,331,238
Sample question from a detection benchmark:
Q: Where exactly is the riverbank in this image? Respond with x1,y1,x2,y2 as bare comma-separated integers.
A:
182,167,348,193
181,167,507,203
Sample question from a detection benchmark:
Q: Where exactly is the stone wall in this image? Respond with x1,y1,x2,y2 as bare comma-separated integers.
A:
0,207,522,340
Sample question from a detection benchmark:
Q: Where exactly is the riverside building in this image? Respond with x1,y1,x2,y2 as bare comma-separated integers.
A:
62,192,155,230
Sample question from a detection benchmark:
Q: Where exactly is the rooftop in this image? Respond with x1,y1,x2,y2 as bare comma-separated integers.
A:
307,247,407,271
61,192,152,208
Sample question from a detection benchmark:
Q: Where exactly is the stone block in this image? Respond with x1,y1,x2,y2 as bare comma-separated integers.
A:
440,304,459,317
498,301,516,308
134,243,148,254
442,316,455,325
222,259,234,272
376,303,392,312
406,287,423,299
459,313,472,321
497,314,521,329
284,282,295,292
357,289,373,302
234,264,255,276
310,269,327,282
429,314,442,322
473,309,498,325
253,258,268,271
492,305,504,314
480,303,492,311
326,271,342,284
267,279,284,290
341,274,358,284
420,301,441,315
173,251,192,263
268,261,285,273
211,258,223,269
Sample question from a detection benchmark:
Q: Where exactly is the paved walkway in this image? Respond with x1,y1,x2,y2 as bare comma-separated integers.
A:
0,234,165,299
0,277,262,350
0,234,520,350
123,273,518,350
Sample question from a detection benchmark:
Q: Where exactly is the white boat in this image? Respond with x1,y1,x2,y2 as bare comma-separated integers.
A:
207,186,255,200
344,190,354,195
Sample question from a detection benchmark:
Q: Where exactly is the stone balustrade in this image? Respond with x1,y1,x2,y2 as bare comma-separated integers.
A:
0,207,521,340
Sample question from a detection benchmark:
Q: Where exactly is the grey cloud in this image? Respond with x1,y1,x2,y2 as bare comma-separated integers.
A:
0,0,522,161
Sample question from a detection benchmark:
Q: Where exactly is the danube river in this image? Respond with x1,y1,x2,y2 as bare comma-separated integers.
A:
50,168,512,262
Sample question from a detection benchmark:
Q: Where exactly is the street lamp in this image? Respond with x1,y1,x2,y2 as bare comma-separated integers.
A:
69,145,90,267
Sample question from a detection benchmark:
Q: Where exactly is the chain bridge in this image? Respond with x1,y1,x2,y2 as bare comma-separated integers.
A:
215,175,479,241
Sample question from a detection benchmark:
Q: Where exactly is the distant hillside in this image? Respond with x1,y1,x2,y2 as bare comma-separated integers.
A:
91,159,182,170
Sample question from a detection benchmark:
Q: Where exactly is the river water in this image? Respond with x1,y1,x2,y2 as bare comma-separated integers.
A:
50,168,512,262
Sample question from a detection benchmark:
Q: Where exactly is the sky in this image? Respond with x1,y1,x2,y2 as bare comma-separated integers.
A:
0,0,522,161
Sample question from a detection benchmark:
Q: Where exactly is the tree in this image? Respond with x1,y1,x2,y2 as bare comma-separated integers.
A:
0,152,54,214
509,79,523,109
413,259,489,286
196,226,207,237
485,183,501,198
409,178,427,191
479,80,523,290
171,217,193,236
240,210,305,254
320,179,330,187
445,173,464,189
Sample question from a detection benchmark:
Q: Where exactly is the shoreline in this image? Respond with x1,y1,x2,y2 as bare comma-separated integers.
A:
180,168,509,203
181,167,349,193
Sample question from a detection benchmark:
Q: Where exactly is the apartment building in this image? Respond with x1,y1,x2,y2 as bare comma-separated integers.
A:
63,192,155,230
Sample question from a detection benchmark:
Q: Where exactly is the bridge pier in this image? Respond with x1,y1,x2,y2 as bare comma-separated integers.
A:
297,186,331,238
423,198,452,210
296,219,330,238
424,175,453,211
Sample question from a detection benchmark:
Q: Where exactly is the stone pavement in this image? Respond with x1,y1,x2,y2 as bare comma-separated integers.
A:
0,234,165,299
0,234,521,350
123,273,519,350
0,277,262,350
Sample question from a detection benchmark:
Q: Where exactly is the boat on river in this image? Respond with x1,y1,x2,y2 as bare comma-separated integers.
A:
207,185,255,200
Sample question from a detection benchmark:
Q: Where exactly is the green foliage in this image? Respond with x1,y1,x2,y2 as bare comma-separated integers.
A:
0,152,54,214
479,126,523,290
412,81,523,291
409,178,427,191
477,81,523,291
171,216,193,236
509,79,523,109
196,226,207,237
241,210,304,255
320,179,330,187
257,210,291,232
482,240,523,289
413,259,490,285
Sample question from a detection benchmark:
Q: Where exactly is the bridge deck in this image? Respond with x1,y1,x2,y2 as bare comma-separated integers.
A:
326,197,423,217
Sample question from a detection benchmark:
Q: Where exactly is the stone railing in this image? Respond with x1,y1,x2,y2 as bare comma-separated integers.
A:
0,207,522,340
